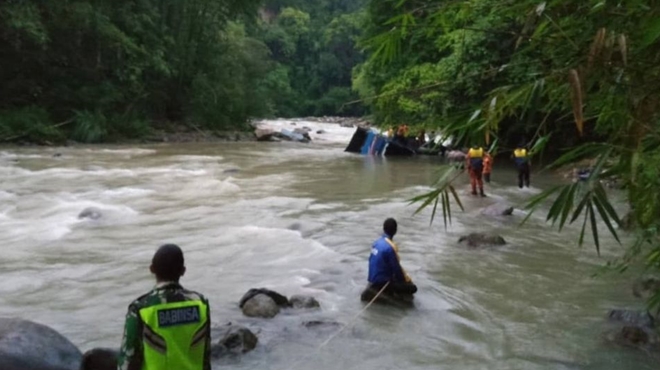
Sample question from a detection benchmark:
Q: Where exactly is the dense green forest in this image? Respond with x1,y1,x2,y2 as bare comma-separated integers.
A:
0,0,365,143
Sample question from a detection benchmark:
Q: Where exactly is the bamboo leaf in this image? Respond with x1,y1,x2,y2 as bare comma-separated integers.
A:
593,182,621,225
641,16,660,48
579,205,589,246
448,185,464,211
521,185,562,225
559,183,577,230
436,196,443,227
446,191,452,225
587,147,612,182
588,202,600,254
593,194,621,244
571,192,590,224
547,186,571,223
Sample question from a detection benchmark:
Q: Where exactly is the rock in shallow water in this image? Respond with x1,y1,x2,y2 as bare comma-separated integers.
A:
289,295,320,309
458,233,506,247
240,288,290,308
80,348,118,370
78,207,103,220
632,277,660,300
481,203,514,216
241,294,280,318
608,309,655,328
0,318,82,370
212,324,258,356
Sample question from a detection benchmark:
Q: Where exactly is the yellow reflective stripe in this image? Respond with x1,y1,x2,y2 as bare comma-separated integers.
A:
384,238,412,283
468,148,483,158
514,149,528,158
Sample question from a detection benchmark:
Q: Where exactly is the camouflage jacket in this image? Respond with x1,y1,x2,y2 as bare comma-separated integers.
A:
117,282,211,370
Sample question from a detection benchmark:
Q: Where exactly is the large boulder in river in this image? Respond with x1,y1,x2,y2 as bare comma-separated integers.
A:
212,323,258,357
0,318,82,370
241,294,280,318
289,295,320,309
239,288,290,318
80,348,117,370
255,128,276,142
481,203,514,217
78,207,102,220
458,233,506,248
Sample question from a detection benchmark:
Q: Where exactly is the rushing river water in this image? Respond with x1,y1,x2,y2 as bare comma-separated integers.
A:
0,119,656,370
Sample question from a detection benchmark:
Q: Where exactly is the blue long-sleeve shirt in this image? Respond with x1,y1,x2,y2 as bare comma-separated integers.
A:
368,234,406,285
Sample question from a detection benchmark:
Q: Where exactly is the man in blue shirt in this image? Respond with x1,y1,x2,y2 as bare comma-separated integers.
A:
361,218,418,302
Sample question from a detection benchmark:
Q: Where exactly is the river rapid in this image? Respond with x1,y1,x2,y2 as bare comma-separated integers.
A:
0,119,655,370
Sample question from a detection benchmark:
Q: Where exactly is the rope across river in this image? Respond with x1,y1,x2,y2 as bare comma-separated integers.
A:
282,282,391,370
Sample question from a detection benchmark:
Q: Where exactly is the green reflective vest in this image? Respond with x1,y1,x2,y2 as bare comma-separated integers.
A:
139,300,209,370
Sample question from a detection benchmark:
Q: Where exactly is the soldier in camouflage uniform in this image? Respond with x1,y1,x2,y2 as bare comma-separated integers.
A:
117,244,211,370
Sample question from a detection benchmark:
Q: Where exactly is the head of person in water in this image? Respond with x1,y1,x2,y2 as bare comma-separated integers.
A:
150,244,186,283
383,218,398,238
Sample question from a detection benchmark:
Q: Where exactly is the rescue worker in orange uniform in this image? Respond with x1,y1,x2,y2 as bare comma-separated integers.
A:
466,145,486,197
482,151,493,183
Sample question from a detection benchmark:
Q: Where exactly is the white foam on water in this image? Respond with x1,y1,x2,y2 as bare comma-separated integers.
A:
94,148,157,156
169,155,224,162
256,119,357,145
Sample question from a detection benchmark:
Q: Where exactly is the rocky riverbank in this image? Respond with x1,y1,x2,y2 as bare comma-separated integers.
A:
3,117,368,147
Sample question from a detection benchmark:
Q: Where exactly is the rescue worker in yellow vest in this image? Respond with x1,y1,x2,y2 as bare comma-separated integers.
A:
117,244,211,370
513,144,531,188
466,145,486,197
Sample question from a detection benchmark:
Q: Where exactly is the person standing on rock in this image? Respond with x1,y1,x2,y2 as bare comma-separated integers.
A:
117,244,211,370
513,144,531,188
466,145,486,196
361,218,418,302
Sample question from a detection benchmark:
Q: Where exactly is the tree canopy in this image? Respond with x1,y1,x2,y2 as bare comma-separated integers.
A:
0,0,367,143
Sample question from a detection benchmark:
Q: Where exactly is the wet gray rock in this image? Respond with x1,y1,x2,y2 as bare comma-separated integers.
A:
223,168,240,174
240,288,290,308
0,318,82,370
481,203,514,216
608,309,655,328
302,320,342,330
302,127,312,132
241,294,280,318
604,325,659,349
632,277,660,300
316,130,326,134
80,348,117,370
289,295,320,309
255,128,276,142
458,233,506,247
339,122,354,128
78,207,103,220
212,324,258,357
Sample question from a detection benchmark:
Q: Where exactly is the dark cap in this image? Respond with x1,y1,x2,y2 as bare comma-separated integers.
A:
151,244,185,281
